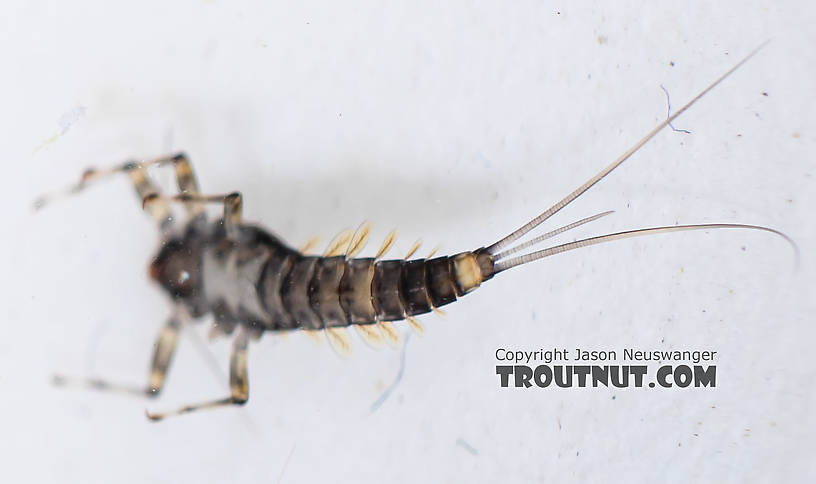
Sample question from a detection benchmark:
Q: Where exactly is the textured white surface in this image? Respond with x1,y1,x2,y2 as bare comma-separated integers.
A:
2,1,814,482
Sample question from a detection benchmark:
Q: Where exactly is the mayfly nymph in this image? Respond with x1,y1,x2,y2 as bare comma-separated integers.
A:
37,45,794,420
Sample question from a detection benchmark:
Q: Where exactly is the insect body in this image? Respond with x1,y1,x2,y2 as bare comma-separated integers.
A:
151,208,492,337
38,45,793,420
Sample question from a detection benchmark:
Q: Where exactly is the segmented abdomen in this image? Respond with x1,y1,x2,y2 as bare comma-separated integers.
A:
257,246,492,331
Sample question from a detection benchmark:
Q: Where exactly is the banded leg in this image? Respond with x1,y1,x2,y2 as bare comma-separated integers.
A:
52,315,182,398
144,191,242,238
34,152,203,223
129,167,172,228
146,326,250,421
147,317,181,395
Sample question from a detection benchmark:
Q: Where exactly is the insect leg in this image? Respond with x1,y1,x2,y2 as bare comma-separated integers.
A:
34,152,204,226
143,191,243,237
160,152,205,216
123,153,204,219
146,326,250,421
51,314,182,398
51,375,148,397
128,166,173,228
229,326,250,404
147,317,181,395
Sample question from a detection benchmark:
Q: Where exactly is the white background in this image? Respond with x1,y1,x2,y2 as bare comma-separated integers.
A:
2,1,814,482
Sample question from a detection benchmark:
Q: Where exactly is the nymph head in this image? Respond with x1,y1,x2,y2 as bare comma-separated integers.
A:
149,238,202,302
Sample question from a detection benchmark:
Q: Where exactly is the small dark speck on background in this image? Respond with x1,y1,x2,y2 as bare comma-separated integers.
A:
741,246,746,251
762,92,768,96
456,438,479,456
670,61,675,67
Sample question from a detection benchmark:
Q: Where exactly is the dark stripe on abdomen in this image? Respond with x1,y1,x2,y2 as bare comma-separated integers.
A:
309,256,348,328
425,256,457,308
258,248,295,330
401,259,432,316
281,255,323,330
339,258,376,324
372,260,404,321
